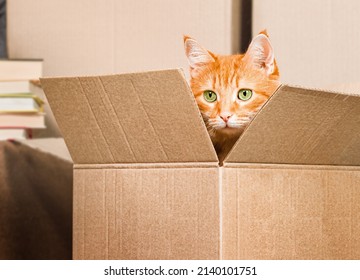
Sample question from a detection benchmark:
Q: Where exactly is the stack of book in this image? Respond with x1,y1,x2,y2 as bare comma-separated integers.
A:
0,59,45,140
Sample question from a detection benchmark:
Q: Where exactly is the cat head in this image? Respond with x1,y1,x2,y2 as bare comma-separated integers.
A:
184,31,280,140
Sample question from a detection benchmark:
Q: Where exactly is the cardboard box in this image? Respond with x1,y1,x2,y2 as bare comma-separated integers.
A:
7,0,240,78
41,69,360,259
253,0,360,88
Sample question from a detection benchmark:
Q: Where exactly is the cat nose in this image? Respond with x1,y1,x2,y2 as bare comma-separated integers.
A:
220,113,232,123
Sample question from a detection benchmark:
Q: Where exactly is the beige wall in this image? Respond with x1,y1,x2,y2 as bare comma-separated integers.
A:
7,0,240,78
253,0,360,88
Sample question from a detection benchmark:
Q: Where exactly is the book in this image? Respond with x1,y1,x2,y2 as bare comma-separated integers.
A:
0,59,43,81
0,81,30,93
0,128,30,140
0,93,44,113
0,113,45,128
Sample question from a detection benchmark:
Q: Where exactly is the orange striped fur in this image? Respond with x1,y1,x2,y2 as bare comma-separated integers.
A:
184,32,280,161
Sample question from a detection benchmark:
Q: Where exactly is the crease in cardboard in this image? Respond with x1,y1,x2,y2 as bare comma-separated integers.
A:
74,162,219,170
223,162,360,171
94,77,142,162
78,77,116,162
235,166,240,258
75,77,104,162
97,76,138,161
103,170,109,259
84,75,140,162
219,166,223,259
129,78,169,161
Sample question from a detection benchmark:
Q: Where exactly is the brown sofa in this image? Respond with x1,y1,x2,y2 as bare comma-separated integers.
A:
0,140,72,259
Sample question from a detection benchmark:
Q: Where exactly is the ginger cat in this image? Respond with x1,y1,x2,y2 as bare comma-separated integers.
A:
184,31,280,162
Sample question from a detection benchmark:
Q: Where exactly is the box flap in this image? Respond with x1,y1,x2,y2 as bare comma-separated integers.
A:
41,69,217,164
225,85,360,166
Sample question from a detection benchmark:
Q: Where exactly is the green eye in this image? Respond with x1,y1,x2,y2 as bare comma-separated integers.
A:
238,89,253,101
203,90,217,103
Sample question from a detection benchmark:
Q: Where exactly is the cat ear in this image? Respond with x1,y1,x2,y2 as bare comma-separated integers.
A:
184,36,215,69
243,33,275,76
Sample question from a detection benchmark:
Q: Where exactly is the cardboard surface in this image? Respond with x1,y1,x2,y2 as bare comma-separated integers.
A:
41,70,217,164
7,0,240,78
41,69,360,260
73,167,219,259
222,165,360,259
226,85,360,165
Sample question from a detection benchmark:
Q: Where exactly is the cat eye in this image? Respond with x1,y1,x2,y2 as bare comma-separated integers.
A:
203,90,217,103
238,89,253,101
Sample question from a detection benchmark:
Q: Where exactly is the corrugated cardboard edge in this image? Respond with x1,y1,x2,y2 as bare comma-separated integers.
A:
223,162,360,171
74,162,218,169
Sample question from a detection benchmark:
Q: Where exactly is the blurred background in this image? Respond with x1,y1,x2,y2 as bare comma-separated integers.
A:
1,0,360,259
5,0,360,86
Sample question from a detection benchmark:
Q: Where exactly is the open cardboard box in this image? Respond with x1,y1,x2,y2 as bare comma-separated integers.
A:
41,69,360,260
